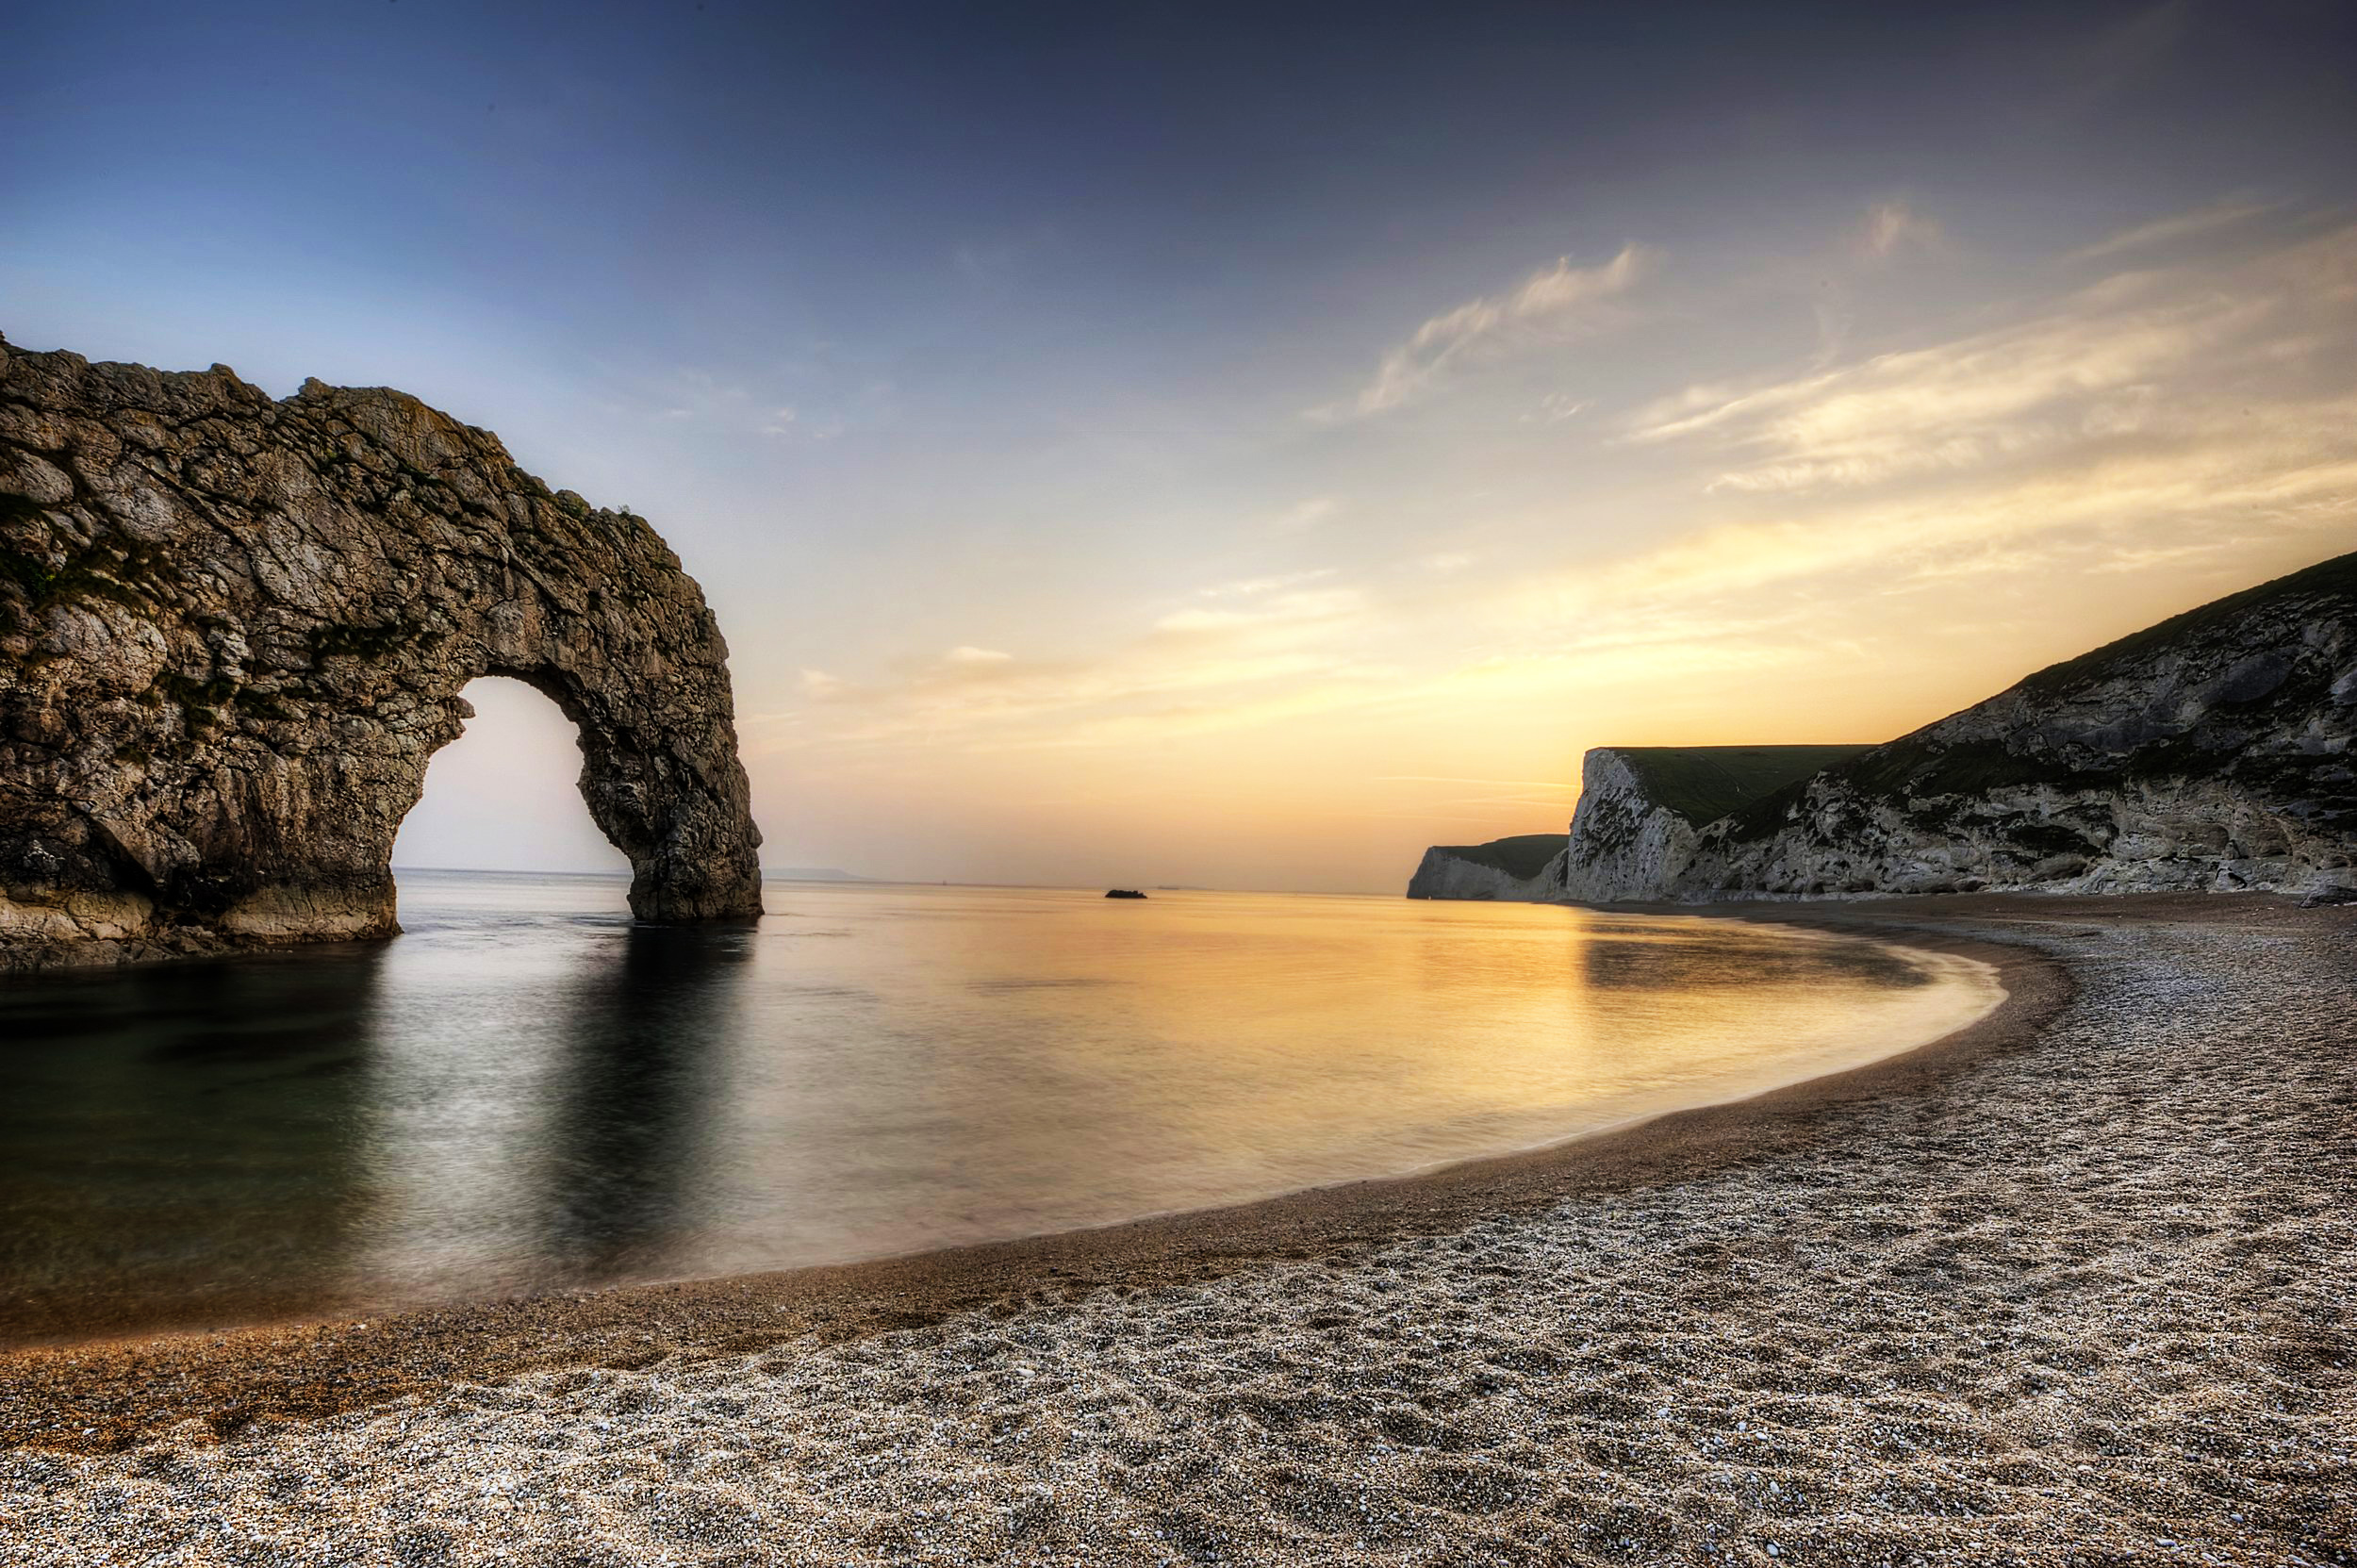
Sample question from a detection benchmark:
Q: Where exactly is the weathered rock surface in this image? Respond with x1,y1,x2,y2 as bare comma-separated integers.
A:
1677,553,2357,900
0,334,763,966
1405,834,1566,900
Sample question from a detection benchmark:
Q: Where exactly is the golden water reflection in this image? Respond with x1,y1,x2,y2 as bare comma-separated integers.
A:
0,875,1998,1342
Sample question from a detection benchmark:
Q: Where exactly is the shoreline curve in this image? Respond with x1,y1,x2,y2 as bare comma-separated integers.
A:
0,895,2069,1453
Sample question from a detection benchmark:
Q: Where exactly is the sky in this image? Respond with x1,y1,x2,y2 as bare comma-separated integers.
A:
8,1,2356,892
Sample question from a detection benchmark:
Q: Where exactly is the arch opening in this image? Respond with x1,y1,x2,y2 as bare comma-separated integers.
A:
392,677,632,894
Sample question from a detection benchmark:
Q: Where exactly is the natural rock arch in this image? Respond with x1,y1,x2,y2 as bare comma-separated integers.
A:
0,334,763,963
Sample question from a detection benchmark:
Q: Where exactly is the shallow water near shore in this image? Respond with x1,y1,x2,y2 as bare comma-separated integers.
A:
0,873,1998,1344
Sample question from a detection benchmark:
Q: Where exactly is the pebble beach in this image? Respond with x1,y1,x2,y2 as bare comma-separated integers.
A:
1,894,2349,1565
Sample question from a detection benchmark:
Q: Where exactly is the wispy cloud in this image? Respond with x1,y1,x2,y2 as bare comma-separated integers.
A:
1521,392,1594,424
1374,776,1579,789
779,569,1393,752
770,212,2355,821
1196,569,1338,598
2060,196,2276,265
1157,585,1361,634
641,360,876,444
1330,243,1652,418
1476,221,2357,675
1274,496,1339,531
1541,393,2357,634
1624,223,2356,496
1859,199,1945,261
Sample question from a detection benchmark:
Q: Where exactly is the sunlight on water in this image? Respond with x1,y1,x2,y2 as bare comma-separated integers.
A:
0,874,1999,1342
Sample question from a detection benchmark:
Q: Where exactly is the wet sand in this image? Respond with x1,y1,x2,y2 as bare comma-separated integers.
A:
1,894,2350,1564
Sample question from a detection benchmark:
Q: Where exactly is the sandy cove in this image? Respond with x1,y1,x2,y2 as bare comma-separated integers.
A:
0,894,2349,1565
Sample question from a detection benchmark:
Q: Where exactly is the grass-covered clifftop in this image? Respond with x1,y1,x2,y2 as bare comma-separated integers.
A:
1609,746,1876,827
1425,834,1567,881
2012,549,2357,701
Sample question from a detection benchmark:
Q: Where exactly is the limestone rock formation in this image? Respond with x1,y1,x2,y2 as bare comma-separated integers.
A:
1406,834,1567,900
0,334,764,966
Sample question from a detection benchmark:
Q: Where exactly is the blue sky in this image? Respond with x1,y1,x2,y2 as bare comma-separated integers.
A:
8,1,2355,888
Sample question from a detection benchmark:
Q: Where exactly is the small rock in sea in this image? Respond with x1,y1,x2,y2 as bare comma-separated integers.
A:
1105,889,1148,899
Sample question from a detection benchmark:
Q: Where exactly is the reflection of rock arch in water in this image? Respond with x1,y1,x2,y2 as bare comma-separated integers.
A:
532,925,754,1283
0,338,763,962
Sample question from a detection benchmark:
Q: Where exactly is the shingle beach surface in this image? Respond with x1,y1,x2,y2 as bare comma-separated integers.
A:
1,897,2349,1565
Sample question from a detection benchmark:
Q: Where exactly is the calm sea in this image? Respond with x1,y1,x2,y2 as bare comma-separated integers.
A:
0,872,1998,1344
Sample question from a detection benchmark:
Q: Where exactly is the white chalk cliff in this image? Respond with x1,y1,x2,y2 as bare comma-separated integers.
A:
1405,834,1566,900
1557,747,1871,903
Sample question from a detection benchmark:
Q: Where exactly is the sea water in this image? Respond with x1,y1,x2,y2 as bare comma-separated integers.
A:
0,872,1999,1342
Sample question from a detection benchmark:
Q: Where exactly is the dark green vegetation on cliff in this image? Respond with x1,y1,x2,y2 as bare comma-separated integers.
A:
1428,834,1567,881
1614,746,1877,828
1406,834,1570,900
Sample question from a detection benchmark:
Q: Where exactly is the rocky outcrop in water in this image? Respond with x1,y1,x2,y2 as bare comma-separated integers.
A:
1406,834,1567,900
0,334,764,966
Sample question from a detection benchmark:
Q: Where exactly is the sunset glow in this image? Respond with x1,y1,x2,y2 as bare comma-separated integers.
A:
11,2,2353,891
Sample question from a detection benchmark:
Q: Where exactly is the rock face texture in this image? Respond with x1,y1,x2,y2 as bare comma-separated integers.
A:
1677,553,2357,900
0,335,763,965
1558,746,1871,903
1405,834,1566,900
